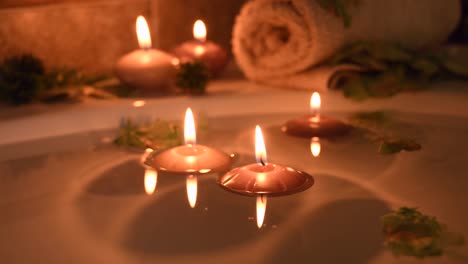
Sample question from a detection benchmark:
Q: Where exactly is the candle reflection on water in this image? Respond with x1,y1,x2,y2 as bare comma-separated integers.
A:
142,148,157,195
256,195,267,228
144,169,158,195
310,137,321,157
186,174,198,208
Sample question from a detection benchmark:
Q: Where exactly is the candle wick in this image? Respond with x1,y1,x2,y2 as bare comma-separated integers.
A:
260,158,266,166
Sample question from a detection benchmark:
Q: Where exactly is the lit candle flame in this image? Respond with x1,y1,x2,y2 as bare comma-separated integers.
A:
186,174,198,208
193,19,207,42
136,15,152,49
310,137,321,157
256,195,267,228
184,108,196,145
144,169,157,195
310,92,321,118
133,100,146,108
255,125,267,165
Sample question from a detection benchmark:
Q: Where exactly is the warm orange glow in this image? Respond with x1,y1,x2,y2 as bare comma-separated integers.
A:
310,137,321,157
256,195,267,228
186,174,198,208
144,169,157,195
194,45,206,56
255,125,267,165
310,92,321,114
193,19,207,42
133,100,146,107
184,108,196,145
136,15,152,49
171,58,180,66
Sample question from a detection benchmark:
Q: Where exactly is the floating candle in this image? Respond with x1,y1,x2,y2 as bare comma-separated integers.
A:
171,19,228,77
145,108,233,174
218,126,314,228
282,92,352,138
115,16,179,92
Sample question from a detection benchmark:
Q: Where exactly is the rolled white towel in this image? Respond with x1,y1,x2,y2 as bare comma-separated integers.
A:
232,0,461,90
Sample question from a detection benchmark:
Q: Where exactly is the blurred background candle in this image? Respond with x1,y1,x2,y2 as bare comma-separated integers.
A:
171,19,229,77
115,15,179,93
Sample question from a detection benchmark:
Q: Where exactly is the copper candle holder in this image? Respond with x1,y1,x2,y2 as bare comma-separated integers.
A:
218,163,314,197
218,126,314,228
282,92,352,138
145,144,233,175
144,108,233,175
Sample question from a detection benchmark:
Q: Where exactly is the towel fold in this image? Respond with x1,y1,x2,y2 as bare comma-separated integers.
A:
232,0,461,91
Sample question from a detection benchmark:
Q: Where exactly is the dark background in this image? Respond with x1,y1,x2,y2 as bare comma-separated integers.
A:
450,0,468,43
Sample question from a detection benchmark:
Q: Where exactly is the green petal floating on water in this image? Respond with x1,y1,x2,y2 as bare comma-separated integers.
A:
382,207,465,258
114,118,181,150
348,111,422,155
378,139,421,155
113,115,209,151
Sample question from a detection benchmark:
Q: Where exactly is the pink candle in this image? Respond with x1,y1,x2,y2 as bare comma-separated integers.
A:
172,20,229,77
115,16,179,93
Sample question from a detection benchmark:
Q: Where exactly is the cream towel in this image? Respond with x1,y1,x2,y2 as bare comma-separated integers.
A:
232,0,461,90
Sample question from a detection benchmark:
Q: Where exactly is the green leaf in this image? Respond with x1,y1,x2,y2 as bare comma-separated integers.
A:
0,54,45,105
329,41,369,64
382,207,464,258
342,77,369,100
349,111,422,155
316,0,358,28
113,116,209,150
114,118,182,150
442,59,468,78
368,43,412,63
176,61,210,94
378,139,421,155
329,42,468,100
410,58,440,78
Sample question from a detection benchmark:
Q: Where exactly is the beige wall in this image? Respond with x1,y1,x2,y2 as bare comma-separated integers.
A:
0,0,246,73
